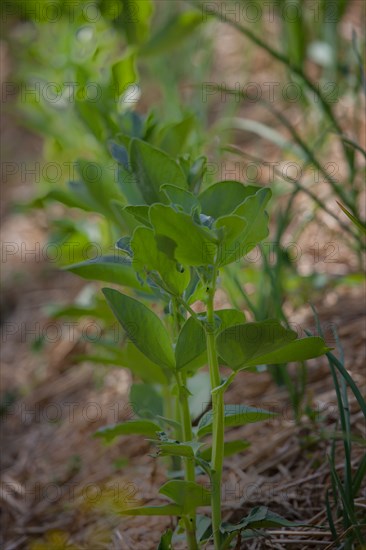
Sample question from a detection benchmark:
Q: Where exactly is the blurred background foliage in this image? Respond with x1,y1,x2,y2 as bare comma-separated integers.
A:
2,0,365,390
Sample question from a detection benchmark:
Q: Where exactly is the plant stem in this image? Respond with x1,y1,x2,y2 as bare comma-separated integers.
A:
205,267,224,549
173,299,198,550
177,371,198,549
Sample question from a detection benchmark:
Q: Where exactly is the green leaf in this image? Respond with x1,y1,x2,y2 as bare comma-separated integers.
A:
150,204,217,266
199,181,261,219
176,310,246,372
140,11,203,57
116,236,133,256
102,288,175,370
157,115,196,157
337,201,366,234
175,316,206,370
245,337,330,367
124,205,152,226
161,184,200,215
157,529,173,550
93,341,168,385
112,51,137,96
130,383,163,418
199,439,250,461
214,215,248,266
75,159,125,215
159,480,211,513
131,226,190,295
155,440,204,458
130,139,187,204
231,187,272,255
94,419,161,442
197,405,275,437
65,256,141,289
216,320,297,371
223,506,304,532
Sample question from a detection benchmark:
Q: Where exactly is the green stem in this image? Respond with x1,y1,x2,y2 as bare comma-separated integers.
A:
205,267,224,549
177,371,198,549
173,300,198,550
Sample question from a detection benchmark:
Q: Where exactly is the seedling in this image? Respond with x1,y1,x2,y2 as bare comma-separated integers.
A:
67,139,329,548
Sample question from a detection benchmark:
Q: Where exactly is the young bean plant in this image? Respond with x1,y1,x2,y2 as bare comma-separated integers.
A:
67,138,329,549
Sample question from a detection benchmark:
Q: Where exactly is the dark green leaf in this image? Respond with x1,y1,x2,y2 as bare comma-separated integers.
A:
157,115,196,157
91,341,168,385
199,440,250,461
94,419,161,442
130,139,187,204
161,184,200,214
65,256,141,289
199,181,261,219
231,188,272,255
175,316,206,370
216,320,297,371
223,506,305,532
130,383,163,418
155,440,203,458
157,529,173,550
131,226,190,295
150,204,217,266
102,288,175,370
176,309,246,372
124,205,152,226
245,337,330,367
197,405,275,437
159,480,211,513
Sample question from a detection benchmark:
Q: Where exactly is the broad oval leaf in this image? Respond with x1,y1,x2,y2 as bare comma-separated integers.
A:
159,480,211,513
124,205,152,226
175,316,206,370
223,505,304,533
130,139,187,204
94,341,168,385
214,215,247,266
197,405,275,437
130,383,163,418
244,336,330,367
102,288,175,370
155,440,204,458
199,439,250,461
158,529,173,550
231,187,272,257
199,181,261,219
94,419,162,442
149,204,217,266
161,184,200,214
131,226,190,295
216,320,297,371
176,309,246,372
65,256,142,289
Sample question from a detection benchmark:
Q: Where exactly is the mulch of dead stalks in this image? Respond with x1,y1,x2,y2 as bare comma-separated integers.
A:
1,210,365,550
